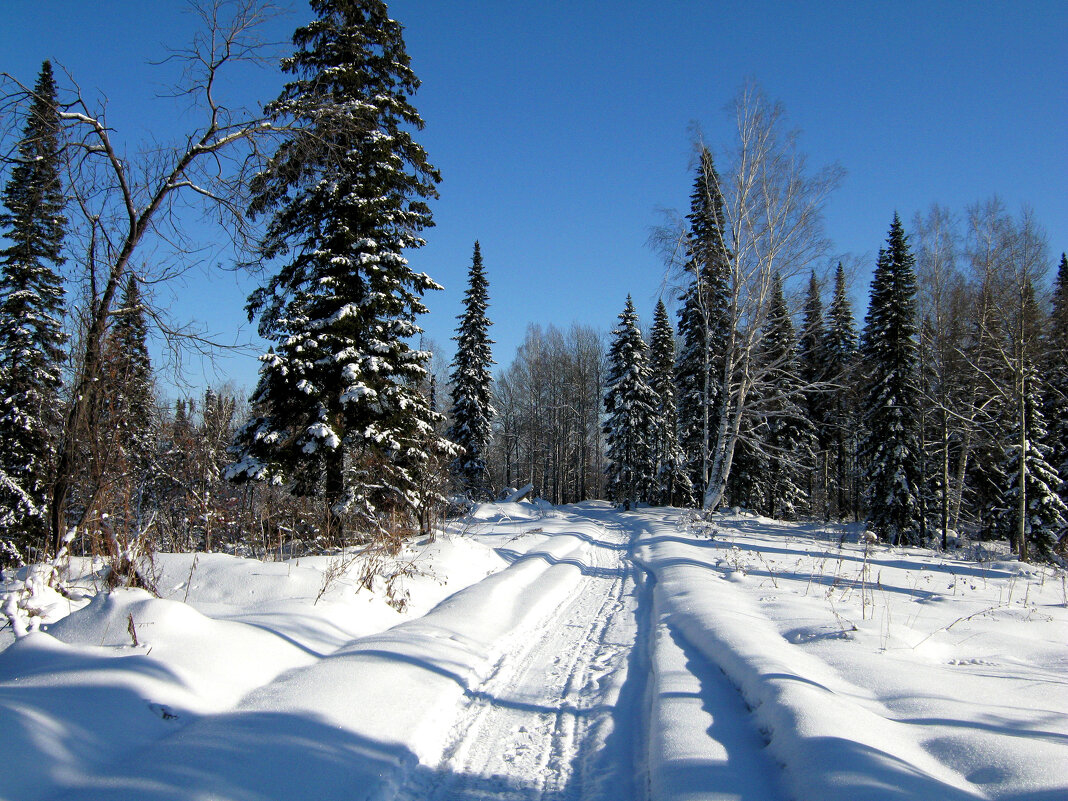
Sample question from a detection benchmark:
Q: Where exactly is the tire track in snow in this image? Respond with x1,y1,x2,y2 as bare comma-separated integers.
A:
400,513,640,801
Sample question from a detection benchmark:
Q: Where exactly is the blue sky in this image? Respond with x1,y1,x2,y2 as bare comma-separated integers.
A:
3,1,1066,396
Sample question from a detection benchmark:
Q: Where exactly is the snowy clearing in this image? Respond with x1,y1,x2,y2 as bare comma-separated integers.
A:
2,501,1066,800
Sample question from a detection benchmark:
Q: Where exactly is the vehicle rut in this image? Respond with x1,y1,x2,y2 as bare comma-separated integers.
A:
400,515,640,801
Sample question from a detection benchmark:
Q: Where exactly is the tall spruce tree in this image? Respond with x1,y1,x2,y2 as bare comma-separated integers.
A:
649,299,692,506
97,276,157,538
604,296,658,508
998,279,1065,561
823,263,859,519
0,61,68,566
759,273,816,520
1045,253,1068,508
726,404,771,513
798,270,829,516
861,215,923,544
676,146,731,500
228,0,449,540
447,241,495,500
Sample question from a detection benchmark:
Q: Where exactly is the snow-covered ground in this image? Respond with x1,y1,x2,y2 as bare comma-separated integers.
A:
2,501,1065,800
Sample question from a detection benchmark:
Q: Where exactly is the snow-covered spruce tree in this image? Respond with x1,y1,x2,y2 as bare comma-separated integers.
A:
676,146,731,501
604,296,658,508
861,215,923,545
1044,253,1068,508
998,280,1066,561
447,241,495,500
228,0,451,541
0,61,68,567
649,299,693,506
798,270,828,515
725,410,770,514
823,263,859,520
758,273,816,520
1002,364,1067,561
96,276,158,537
997,279,1066,560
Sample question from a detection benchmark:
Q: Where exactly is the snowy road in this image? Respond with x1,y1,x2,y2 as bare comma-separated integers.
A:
3,501,1066,801
399,511,646,801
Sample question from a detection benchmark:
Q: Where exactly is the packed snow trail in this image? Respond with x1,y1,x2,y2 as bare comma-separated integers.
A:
397,509,645,801
34,503,788,801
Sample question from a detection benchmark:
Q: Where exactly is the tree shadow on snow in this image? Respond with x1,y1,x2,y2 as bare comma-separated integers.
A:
660,623,788,800
44,708,567,801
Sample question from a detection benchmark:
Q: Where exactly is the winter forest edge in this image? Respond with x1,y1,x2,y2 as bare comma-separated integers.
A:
1,0,1066,612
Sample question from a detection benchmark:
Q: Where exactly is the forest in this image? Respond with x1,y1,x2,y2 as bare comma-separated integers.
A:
1,0,1065,585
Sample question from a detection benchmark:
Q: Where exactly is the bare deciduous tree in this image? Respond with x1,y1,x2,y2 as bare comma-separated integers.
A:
0,0,283,555
914,203,970,546
491,324,605,504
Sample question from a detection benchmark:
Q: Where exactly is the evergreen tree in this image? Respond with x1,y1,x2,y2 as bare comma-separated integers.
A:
1044,253,1068,506
447,241,495,500
823,262,859,519
1002,363,1066,561
798,270,828,516
726,412,771,513
861,215,923,544
759,273,816,520
603,296,658,507
0,61,68,566
998,279,1065,560
104,277,155,458
228,0,450,540
97,276,157,538
676,146,731,500
649,299,692,505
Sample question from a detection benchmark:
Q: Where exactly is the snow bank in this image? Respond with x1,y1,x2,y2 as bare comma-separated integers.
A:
0,528,511,801
634,508,1068,801
0,505,608,801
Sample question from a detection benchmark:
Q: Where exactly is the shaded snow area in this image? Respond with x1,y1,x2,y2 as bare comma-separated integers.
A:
1,503,1066,800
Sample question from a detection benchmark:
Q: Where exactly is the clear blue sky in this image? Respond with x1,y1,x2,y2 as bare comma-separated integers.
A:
3,1,1066,397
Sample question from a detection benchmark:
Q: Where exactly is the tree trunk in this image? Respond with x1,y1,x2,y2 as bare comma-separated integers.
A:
325,449,345,546
951,424,972,534
1017,374,1028,562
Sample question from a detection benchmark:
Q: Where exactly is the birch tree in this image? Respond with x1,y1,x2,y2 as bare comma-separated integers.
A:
694,84,841,510
964,200,1059,560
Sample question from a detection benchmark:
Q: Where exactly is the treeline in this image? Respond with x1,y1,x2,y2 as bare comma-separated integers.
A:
595,187,1067,561
483,103,1066,562
1,2,1064,572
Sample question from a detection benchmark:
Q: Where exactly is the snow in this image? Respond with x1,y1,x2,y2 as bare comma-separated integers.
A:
635,510,1068,801
1,503,1065,800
